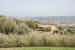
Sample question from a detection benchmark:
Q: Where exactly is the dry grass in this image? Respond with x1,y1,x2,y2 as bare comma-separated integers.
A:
0,31,75,47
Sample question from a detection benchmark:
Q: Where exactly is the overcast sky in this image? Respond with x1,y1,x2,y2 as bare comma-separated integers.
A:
0,0,75,16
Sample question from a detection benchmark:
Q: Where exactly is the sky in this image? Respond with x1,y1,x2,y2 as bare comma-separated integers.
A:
0,0,75,16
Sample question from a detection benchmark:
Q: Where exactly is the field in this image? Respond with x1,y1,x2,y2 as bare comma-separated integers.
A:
1,16,75,48
0,47,75,50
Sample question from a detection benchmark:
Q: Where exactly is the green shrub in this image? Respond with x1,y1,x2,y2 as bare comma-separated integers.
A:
0,17,31,34
25,20,39,30
15,23,31,34
0,20,17,34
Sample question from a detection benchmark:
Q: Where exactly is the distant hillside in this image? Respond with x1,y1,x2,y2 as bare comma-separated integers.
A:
8,16,75,24
32,16,75,24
